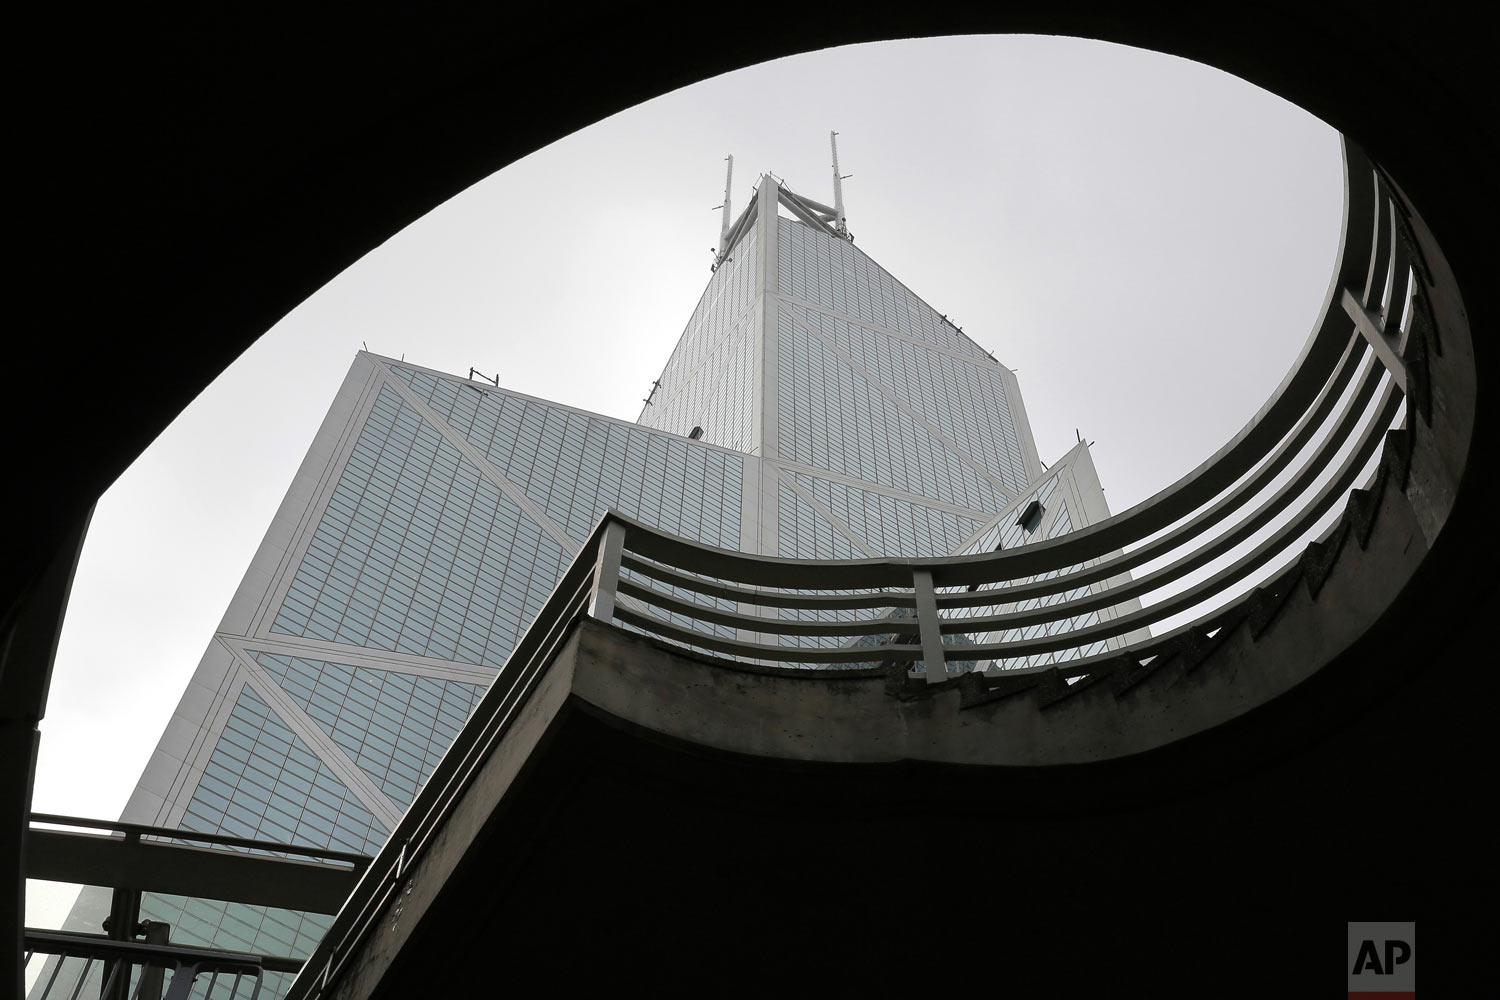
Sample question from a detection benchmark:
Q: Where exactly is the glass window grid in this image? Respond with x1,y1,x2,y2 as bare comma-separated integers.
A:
789,304,1028,494
775,217,994,364
789,473,985,560
959,498,1111,671
250,651,484,810
776,311,1005,511
271,385,614,668
774,481,911,653
389,366,742,557
147,685,388,965
637,224,760,447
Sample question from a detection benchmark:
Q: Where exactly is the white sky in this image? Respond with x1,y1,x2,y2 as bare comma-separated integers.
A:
30,33,1343,887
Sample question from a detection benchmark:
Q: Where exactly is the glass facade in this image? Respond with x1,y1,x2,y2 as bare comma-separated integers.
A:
88,175,1134,998
776,216,1032,497
955,471,1114,672
269,383,573,667
776,308,1008,509
787,472,987,559
135,682,370,998
637,222,761,453
249,652,486,812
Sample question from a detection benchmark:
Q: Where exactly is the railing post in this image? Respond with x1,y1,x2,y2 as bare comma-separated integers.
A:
138,921,170,1000
1342,287,1408,394
912,568,947,684
102,834,142,1000
588,519,627,622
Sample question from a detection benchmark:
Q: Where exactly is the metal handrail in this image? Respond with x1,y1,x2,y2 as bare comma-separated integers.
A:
610,367,1397,645
598,368,1399,657
937,333,1377,609
25,929,265,1000
28,813,372,868
944,384,1402,632
285,134,1442,1000
290,544,602,999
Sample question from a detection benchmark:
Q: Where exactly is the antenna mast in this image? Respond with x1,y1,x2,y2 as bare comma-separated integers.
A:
711,155,735,272
718,154,734,253
830,131,851,240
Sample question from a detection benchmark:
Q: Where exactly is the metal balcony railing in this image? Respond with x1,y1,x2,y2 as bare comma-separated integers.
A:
23,815,370,1000
26,931,265,1000
284,133,1468,999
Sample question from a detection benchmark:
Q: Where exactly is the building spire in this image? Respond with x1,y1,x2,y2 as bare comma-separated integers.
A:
830,131,851,239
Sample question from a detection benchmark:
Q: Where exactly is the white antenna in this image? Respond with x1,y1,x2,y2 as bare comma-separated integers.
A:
718,154,734,253
830,131,851,239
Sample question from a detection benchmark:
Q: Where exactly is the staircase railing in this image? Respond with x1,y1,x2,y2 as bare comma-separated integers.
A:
25,931,264,1000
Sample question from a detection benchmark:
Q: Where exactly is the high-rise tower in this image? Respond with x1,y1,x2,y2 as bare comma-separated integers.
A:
50,155,1144,997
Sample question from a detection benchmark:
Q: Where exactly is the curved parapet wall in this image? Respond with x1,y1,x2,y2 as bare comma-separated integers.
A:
571,436,1429,766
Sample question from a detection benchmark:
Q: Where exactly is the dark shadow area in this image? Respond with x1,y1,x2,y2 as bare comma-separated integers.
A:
381,579,1494,992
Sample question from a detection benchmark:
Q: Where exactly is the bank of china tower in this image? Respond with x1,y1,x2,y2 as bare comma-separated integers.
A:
75,159,1145,995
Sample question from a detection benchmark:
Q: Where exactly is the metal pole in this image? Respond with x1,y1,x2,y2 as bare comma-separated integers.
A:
718,155,734,255
100,884,139,1000
830,131,849,238
912,569,948,684
137,922,170,1000
587,520,627,622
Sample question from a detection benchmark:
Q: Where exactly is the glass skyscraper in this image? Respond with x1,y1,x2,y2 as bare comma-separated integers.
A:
54,170,1143,996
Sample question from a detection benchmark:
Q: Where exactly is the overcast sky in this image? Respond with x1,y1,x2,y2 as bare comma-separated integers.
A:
30,34,1342,876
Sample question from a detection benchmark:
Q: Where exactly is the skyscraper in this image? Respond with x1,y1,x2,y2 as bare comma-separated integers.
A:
56,159,1143,996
